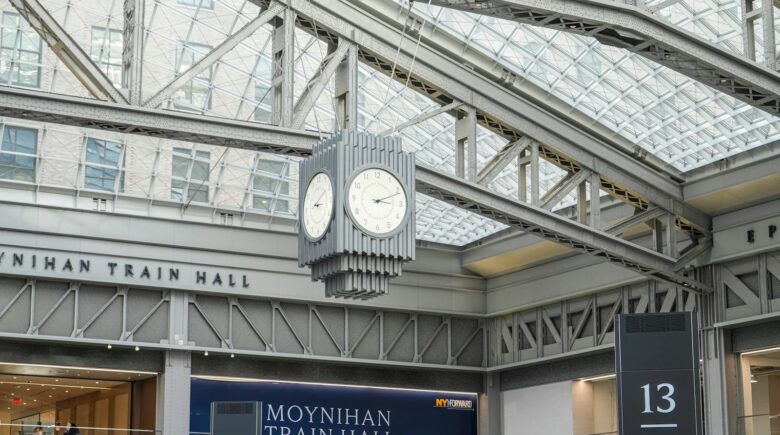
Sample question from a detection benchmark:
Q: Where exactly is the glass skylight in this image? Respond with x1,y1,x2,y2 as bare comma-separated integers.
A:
399,0,780,171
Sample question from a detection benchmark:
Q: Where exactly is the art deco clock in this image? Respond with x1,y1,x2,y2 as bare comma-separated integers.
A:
298,131,415,299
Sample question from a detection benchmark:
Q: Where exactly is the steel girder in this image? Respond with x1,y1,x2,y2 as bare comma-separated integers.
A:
0,277,486,370
280,0,710,235
0,86,319,156
416,165,708,291
427,0,780,116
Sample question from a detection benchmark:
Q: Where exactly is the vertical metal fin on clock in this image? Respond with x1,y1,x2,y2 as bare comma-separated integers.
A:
298,131,416,300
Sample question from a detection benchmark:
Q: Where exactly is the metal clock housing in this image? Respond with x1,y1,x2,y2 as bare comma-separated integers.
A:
297,131,416,300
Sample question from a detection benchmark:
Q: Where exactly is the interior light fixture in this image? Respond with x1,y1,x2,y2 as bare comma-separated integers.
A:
0,362,155,376
742,346,780,356
580,373,617,382
192,375,481,396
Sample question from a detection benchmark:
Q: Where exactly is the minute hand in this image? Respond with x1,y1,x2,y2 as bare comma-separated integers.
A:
373,191,402,203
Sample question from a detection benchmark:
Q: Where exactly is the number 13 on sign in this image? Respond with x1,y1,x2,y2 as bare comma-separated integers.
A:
641,383,677,414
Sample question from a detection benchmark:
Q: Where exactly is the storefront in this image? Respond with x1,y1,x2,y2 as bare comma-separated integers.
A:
740,347,780,434
0,362,156,435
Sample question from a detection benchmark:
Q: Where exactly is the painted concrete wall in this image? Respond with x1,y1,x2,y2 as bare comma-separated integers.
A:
502,381,574,435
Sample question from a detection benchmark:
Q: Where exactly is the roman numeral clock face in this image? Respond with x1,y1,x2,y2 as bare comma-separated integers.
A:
302,172,334,240
347,168,408,236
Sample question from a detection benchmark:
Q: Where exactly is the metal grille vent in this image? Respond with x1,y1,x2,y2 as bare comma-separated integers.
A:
625,314,685,333
216,403,254,415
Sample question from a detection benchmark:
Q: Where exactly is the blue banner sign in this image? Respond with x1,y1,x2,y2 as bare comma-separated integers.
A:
191,377,478,435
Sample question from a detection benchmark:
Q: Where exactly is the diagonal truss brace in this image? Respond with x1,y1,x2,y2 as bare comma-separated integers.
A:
380,100,463,136
606,206,666,236
9,0,128,103
144,2,286,108
477,136,532,186
428,0,780,115
541,169,591,210
291,39,353,129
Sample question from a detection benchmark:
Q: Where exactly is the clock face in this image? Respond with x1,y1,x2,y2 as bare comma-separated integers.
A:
302,172,334,240
347,168,408,236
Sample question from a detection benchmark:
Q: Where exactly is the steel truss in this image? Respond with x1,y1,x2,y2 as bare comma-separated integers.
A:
717,250,780,323
0,276,485,370
0,0,713,288
2,248,777,370
490,279,697,368
427,0,780,116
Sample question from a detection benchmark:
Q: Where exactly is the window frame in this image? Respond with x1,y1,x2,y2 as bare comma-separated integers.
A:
171,147,211,203
83,137,125,193
177,0,215,10
173,41,213,113
0,124,38,183
89,26,124,88
0,11,42,88
251,158,292,214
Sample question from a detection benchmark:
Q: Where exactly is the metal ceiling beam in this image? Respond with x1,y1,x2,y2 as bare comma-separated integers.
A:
144,2,285,108
416,165,708,291
9,0,128,103
0,86,319,156
283,0,710,234
0,85,710,289
428,0,780,116
122,0,144,105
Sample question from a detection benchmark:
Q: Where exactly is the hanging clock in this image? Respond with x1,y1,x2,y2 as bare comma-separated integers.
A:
298,132,416,299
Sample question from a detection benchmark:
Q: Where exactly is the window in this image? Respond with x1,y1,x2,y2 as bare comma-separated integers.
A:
84,138,124,192
253,56,273,122
0,12,42,88
174,42,212,112
90,27,123,87
178,0,214,9
252,159,289,213
0,126,36,182
171,147,210,203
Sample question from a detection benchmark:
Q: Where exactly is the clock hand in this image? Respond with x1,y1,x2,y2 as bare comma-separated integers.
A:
373,192,401,203
312,188,328,207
